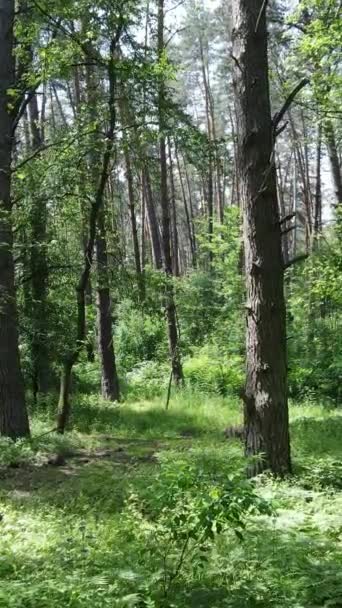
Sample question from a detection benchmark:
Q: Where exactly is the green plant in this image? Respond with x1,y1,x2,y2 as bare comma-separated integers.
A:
123,462,271,606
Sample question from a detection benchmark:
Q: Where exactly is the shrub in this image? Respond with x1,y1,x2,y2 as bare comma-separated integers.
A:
125,361,170,400
116,299,167,372
183,346,243,396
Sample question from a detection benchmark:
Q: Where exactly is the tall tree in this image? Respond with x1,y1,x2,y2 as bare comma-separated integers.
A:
232,0,291,475
28,92,50,397
85,53,120,402
158,0,183,384
0,0,30,438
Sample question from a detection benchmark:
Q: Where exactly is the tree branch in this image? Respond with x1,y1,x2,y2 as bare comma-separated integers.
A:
284,253,309,270
273,78,310,130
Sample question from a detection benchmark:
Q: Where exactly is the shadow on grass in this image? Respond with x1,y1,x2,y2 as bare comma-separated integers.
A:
68,399,228,440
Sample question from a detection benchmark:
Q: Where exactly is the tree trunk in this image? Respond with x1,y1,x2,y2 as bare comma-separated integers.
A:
175,143,196,267
314,122,322,242
232,0,291,476
96,207,120,401
168,138,180,277
57,43,119,432
119,96,144,300
85,49,120,403
158,0,183,385
28,93,51,395
324,119,342,207
0,0,30,439
143,166,163,269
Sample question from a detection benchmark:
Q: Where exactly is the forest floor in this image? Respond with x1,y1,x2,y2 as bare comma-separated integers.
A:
0,393,341,608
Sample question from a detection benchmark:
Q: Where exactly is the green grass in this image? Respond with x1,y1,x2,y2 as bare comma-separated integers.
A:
0,393,341,607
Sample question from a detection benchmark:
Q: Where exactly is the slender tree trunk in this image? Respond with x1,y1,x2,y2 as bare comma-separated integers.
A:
314,122,322,242
324,119,342,207
168,138,180,277
73,64,94,363
175,143,196,267
85,51,120,402
28,93,51,396
119,96,144,300
158,0,183,385
0,0,30,438
143,166,163,269
182,154,197,258
57,43,119,432
232,0,291,476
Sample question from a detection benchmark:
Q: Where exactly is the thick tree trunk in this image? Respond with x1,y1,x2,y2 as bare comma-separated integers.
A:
0,0,30,439
232,0,291,476
158,0,183,385
96,207,120,401
28,93,51,395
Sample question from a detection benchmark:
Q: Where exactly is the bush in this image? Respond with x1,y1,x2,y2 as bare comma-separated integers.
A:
116,299,167,372
125,360,170,400
183,346,243,396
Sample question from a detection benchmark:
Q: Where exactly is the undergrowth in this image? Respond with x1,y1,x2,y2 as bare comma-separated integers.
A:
0,394,341,607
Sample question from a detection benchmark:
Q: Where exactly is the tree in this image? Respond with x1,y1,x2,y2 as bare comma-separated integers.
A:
232,0,291,475
157,0,183,385
0,0,30,438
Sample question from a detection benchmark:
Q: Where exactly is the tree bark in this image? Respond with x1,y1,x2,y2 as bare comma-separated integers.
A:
158,0,183,385
175,142,196,267
0,0,30,438
314,122,322,242
324,119,342,208
96,207,120,401
232,0,291,476
85,48,120,402
143,166,163,270
119,95,144,300
168,138,180,277
28,93,51,396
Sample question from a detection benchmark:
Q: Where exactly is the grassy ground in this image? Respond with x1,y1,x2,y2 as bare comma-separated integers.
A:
0,392,341,607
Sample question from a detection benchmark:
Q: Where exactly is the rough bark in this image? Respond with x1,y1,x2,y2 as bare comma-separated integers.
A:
232,0,291,476
96,207,120,401
0,0,30,438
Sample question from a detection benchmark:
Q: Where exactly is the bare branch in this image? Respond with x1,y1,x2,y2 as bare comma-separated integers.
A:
284,253,309,270
280,212,296,225
275,121,289,138
273,78,310,130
